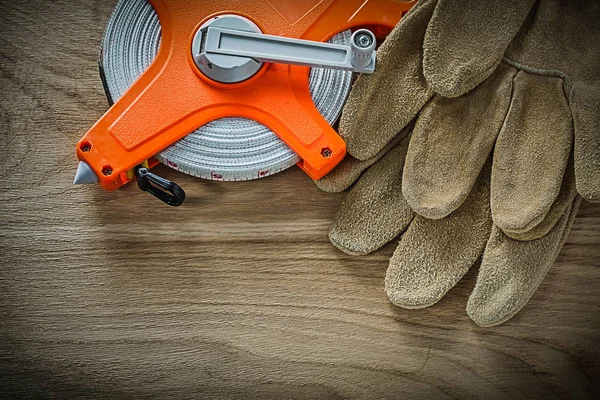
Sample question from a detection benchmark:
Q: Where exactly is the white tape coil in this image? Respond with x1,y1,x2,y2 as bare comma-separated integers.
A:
101,0,352,181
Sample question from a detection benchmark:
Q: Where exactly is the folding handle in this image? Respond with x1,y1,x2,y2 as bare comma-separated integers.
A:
204,27,377,73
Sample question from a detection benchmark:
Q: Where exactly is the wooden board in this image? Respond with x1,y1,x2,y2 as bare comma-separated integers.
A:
0,1,598,398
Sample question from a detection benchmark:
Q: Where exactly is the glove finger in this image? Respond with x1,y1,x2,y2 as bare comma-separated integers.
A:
315,123,413,193
402,63,517,219
572,83,600,203
339,0,435,160
467,196,581,327
329,135,413,255
492,71,572,233
423,0,536,97
385,159,492,309
503,153,576,241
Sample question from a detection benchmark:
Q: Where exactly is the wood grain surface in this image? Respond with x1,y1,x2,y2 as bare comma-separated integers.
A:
1,1,599,398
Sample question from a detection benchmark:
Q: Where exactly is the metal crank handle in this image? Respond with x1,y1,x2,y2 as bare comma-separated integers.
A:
204,27,377,73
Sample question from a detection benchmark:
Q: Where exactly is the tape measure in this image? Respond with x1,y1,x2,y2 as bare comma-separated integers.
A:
74,0,416,205
100,0,352,182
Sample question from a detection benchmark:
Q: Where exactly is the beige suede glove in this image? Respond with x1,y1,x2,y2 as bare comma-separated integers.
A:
318,0,596,326
320,128,580,327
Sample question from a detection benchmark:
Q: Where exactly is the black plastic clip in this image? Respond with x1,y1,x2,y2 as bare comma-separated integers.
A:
135,167,186,207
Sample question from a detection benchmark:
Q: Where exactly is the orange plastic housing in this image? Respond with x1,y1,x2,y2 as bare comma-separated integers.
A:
76,0,417,190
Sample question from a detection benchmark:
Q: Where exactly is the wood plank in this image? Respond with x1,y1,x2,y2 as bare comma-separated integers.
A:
1,1,598,398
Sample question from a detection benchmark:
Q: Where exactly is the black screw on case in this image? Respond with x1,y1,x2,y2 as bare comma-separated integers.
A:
135,167,186,207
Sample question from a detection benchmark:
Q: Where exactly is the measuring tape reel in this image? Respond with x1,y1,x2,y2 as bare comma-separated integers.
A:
74,0,416,205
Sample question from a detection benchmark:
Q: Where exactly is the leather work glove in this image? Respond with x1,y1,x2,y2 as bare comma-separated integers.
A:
317,0,598,326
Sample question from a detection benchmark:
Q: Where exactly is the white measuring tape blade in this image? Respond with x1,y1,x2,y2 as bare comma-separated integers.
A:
100,0,352,181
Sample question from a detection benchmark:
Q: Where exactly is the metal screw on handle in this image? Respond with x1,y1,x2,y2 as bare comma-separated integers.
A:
355,32,373,48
